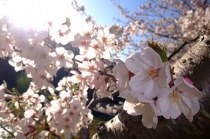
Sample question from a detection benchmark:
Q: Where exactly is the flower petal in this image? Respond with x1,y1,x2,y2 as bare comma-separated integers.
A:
125,53,146,74
140,103,158,128
157,62,171,88
139,47,162,68
129,74,158,98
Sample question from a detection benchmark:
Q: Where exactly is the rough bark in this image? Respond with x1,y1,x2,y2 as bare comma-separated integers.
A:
91,31,210,139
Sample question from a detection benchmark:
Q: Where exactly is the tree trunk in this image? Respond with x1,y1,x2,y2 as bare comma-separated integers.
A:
91,32,210,139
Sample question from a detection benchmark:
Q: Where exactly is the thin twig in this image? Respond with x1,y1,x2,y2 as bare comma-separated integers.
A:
0,125,14,137
72,57,82,63
98,70,116,80
51,132,62,139
87,91,119,109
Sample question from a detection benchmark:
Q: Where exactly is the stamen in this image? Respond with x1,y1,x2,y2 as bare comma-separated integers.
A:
169,89,182,107
88,66,94,72
148,67,160,78
143,66,160,80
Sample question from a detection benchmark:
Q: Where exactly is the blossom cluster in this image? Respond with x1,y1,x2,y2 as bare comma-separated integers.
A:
0,1,123,138
113,46,203,128
114,0,210,60
0,0,204,138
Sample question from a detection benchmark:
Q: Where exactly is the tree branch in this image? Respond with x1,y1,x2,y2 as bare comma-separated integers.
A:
88,91,119,109
0,125,14,138
168,35,200,60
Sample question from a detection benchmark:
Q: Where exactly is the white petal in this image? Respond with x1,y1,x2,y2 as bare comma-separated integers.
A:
140,103,158,128
133,92,154,104
123,100,139,116
175,77,203,99
85,48,96,59
181,95,200,117
157,62,171,88
125,53,146,74
180,100,192,121
140,47,162,68
120,90,134,100
129,74,157,98
164,104,182,119
157,95,170,115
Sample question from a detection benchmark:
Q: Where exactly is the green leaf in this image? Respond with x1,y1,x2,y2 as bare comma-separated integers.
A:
71,83,79,91
148,40,168,62
48,95,54,100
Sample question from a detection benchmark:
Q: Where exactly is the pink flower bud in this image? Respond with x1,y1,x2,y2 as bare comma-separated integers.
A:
184,77,193,85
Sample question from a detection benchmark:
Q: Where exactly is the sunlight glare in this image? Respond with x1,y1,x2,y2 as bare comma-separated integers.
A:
3,0,83,31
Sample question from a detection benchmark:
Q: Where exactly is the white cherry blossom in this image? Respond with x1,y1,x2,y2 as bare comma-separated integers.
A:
122,90,158,128
125,47,171,99
157,76,203,121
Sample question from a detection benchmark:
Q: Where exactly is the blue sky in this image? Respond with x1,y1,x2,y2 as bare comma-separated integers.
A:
77,0,147,26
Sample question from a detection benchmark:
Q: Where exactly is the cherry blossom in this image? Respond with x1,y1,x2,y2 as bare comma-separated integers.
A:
157,76,203,121
53,47,74,69
0,0,206,137
71,33,91,54
50,20,71,45
122,90,158,128
78,60,99,77
0,32,14,57
97,27,115,45
125,47,171,99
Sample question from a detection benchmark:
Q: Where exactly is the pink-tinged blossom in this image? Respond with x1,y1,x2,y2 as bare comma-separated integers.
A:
125,47,171,99
70,98,82,113
74,55,89,62
74,86,89,105
56,77,67,91
59,90,72,102
80,22,95,38
96,75,112,98
97,27,115,45
81,107,93,125
24,109,36,118
71,33,91,55
157,76,203,121
51,25,71,45
14,118,35,139
69,71,87,87
54,47,74,69
49,99,63,120
84,39,108,59
0,103,10,119
78,60,99,77
71,22,94,50
184,77,193,85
